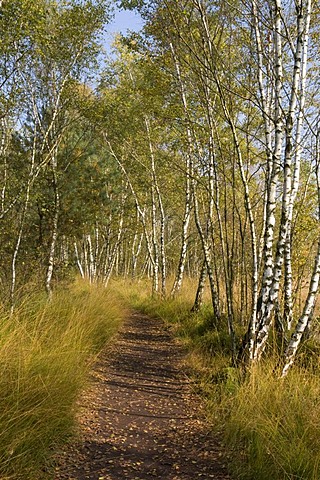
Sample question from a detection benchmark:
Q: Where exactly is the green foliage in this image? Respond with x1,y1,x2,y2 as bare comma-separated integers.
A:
0,279,124,479
118,0,146,10
0,0,115,291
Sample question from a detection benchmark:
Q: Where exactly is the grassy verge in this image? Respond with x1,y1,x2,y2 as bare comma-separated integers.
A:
118,278,320,480
0,278,124,479
226,363,320,480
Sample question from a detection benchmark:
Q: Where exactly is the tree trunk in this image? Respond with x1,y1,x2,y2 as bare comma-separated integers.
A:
191,259,207,313
45,156,60,299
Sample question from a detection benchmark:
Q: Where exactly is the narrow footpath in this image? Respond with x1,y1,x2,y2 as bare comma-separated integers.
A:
54,312,230,480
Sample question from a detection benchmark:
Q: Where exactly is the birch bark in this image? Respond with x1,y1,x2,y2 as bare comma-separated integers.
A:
45,148,60,299
10,126,37,312
169,38,221,320
169,41,192,298
104,194,126,287
74,240,84,278
254,0,312,359
281,124,320,375
255,0,284,348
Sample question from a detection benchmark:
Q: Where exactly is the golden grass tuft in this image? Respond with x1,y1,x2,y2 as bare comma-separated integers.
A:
226,361,320,480
118,276,320,480
0,278,124,479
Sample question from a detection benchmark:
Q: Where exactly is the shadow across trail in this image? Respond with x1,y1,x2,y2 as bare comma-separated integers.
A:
54,312,230,480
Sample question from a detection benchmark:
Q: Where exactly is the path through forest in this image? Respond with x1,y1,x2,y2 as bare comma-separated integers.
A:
54,312,230,479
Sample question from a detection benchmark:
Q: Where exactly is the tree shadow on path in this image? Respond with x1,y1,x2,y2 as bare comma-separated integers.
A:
54,312,230,480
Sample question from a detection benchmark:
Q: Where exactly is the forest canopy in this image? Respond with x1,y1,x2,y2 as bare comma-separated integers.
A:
1,0,320,375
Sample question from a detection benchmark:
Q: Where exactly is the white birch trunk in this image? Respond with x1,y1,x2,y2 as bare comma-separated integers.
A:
145,118,160,295
282,239,320,376
45,151,60,299
10,128,37,312
169,41,192,297
0,118,9,216
131,213,144,278
283,224,293,330
106,138,156,276
83,236,89,279
191,259,207,313
251,0,274,277
86,234,95,283
104,196,125,287
74,240,84,278
256,0,284,336
170,173,191,297
254,0,312,359
283,0,312,331
151,181,159,294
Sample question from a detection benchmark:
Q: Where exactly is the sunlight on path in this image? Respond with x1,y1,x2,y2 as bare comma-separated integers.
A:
54,312,230,480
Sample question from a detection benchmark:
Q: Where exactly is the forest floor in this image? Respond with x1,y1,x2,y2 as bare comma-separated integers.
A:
53,311,231,480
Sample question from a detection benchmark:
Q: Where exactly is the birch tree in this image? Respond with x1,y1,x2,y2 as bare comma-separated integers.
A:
120,0,320,368
250,0,313,360
0,0,111,300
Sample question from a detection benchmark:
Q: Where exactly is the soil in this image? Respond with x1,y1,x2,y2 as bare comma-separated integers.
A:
53,311,231,480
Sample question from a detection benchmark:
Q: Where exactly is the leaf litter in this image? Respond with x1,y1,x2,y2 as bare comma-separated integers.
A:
53,312,230,479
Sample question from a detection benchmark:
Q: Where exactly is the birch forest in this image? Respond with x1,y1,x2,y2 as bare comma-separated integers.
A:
1,0,320,478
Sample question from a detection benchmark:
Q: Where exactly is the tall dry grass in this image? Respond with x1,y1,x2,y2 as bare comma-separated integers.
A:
226,361,320,479
0,278,124,479
118,276,320,480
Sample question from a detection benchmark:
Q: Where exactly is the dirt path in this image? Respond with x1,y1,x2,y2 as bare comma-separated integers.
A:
54,312,230,480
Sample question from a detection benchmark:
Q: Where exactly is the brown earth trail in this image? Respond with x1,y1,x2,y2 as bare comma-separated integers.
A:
54,312,231,480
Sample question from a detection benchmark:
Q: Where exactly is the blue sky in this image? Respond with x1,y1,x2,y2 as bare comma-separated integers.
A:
104,8,143,53
109,9,143,33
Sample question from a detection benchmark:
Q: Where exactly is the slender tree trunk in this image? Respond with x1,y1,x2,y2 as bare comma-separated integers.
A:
106,139,156,283
131,214,144,278
159,198,166,297
45,152,60,298
150,180,159,294
83,235,89,279
283,225,293,330
170,173,191,297
169,42,192,298
145,117,167,297
0,118,9,216
74,240,84,278
104,193,126,287
191,259,207,313
281,124,320,375
282,239,320,377
254,0,311,359
192,178,221,321
86,234,95,283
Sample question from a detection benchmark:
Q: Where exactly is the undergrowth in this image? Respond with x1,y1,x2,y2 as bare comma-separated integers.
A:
0,278,124,479
117,277,320,480
226,363,320,480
